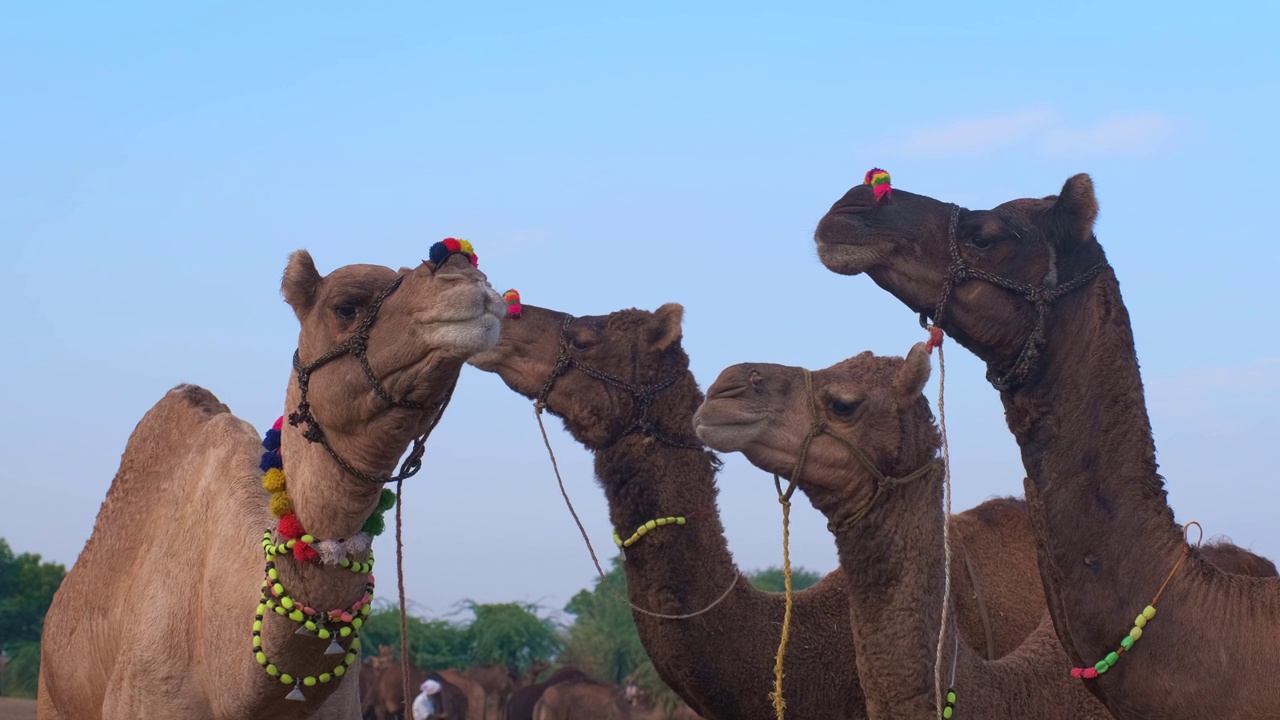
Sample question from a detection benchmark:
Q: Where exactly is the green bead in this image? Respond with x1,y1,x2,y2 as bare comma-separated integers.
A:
645,520,657,530
1129,626,1143,641
289,610,304,622
339,626,352,637
352,618,363,629
280,673,292,685
1094,660,1109,674
1105,652,1119,666
268,568,278,580
943,708,953,719
655,518,668,526
255,651,267,665
266,664,279,677
275,606,287,616
272,583,284,596
318,628,331,639
253,620,262,632
334,665,345,677
319,673,332,683
252,636,261,648
280,596,294,610
947,691,956,704
305,621,317,631
304,676,317,687
351,638,361,651
676,517,686,525
300,534,315,544
1134,614,1147,629
1142,605,1156,620
1120,635,1134,649
345,652,357,665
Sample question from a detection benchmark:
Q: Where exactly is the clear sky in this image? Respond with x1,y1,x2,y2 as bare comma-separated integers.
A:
3,1,1277,622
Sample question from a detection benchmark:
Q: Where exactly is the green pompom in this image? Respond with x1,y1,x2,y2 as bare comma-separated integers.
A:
362,512,386,537
377,489,396,512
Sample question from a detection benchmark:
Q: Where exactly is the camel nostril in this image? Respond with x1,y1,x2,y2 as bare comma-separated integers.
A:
748,369,764,388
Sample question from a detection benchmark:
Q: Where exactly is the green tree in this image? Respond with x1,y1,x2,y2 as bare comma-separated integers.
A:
461,601,561,674
0,538,68,697
359,607,469,671
747,566,824,593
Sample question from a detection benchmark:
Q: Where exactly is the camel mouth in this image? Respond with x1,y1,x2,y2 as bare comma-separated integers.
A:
692,406,769,453
416,311,503,357
814,238,891,277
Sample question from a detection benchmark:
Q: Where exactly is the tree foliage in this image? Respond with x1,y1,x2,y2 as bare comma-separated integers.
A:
360,607,469,671
461,601,561,674
557,558,661,695
747,566,823,593
1,538,67,697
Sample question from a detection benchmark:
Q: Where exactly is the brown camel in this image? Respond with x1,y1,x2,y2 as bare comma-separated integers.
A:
814,172,1280,718
469,303,1054,719
695,346,1110,718
504,667,589,720
461,665,518,720
518,661,552,687
37,249,504,720
370,662,469,720
438,669,487,720
532,678,664,720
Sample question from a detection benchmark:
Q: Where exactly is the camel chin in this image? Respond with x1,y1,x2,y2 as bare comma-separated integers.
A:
815,240,889,276
692,417,767,453
420,314,503,358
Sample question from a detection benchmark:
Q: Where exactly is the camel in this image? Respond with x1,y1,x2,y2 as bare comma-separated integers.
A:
504,667,589,720
461,665,518,720
367,661,469,720
813,172,1280,718
38,247,504,720
438,669,487,720
532,678,664,720
469,303,1057,719
694,346,1111,718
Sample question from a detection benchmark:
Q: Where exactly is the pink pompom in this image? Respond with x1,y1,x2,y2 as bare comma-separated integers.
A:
272,416,284,431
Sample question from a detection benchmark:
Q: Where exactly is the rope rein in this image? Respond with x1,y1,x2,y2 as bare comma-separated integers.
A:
928,336,956,720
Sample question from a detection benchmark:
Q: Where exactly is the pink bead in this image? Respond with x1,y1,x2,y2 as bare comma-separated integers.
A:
368,574,375,584
1082,668,1098,680
1070,668,1083,679
340,612,353,623
302,607,315,616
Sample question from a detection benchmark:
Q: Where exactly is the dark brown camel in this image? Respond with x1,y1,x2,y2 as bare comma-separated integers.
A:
504,667,589,720
438,669,487,720
532,678,664,720
368,659,469,720
469,303,1056,719
813,172,1280,718
696,347,1110,718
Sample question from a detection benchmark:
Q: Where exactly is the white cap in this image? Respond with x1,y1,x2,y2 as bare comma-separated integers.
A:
421,679,442,695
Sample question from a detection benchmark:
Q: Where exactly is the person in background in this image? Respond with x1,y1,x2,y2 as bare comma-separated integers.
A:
624,675,639,706
412,678,444,720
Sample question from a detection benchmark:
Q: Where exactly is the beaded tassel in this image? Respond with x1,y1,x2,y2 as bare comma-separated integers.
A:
1071,605,1156,679
941,688,956,719
864,168,892,203
612,516,687,549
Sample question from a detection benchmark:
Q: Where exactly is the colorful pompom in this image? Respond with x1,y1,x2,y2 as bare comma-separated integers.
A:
376,489,396,512
293,542,319,563
864,168,892,203
272,416,284,432
262,428,281,452
926,326,944,354
428,238,480,268
503,289,522,318
278,514,305,540
262,468,287,493
361,512,386,537
269,492,294,518
260,451,283,472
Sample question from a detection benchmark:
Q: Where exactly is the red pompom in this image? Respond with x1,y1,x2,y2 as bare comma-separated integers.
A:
272,415,284,431
926,326,944,353
278,514,305,539
293,541,319,562
1070,668,1083,679
1081,668,1098,680
873,183,892,203
470,252,479,267
444,238,462,252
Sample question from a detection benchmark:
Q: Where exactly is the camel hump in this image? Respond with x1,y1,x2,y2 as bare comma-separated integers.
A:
111,384,233,484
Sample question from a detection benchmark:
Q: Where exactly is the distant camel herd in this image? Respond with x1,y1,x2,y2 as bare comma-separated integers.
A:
35,173,1280,719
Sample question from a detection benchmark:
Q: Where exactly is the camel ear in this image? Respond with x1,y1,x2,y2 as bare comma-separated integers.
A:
893,342,932,398
282,250,322,320
647,303,684,351
1048,174,1098,250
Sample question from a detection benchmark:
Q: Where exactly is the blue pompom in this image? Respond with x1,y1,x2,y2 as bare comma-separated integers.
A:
260,451,283,472
428,241,449,265
262,428,281,452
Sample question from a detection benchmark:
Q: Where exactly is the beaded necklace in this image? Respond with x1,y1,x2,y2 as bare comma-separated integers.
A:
253,416,393,701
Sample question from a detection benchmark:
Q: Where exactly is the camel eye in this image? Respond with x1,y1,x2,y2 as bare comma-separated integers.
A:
335,302,358,320
829,398,862,417
969,235,994,251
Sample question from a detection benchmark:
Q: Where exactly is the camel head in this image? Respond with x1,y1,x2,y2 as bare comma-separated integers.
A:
813,171,1107,380
694,343,939,522
279,247,503,533
468,302,690,449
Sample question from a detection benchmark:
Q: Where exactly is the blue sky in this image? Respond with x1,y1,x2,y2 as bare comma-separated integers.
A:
2,1,1277,620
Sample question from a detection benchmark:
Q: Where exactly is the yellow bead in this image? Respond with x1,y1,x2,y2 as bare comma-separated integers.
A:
305,621,317,631
256,602,266,614
676,517,686,525
1134,614,1146,628
253,636,261,648
275,606,287,616
289,610,304,622
334,666,345,677
1142,605,1157,620
272,583,284,596
256,651,267,665
345,652,357,665
318,628,331,639
666,517,677,524
655,518,667,526
268,568,278,580
352,618,363,629
636,525,648,536
351,638,361,651
943,708,953,719
280,596,294,610
319,673,332,683
280,674,292,685
645,520,657,530
300,534,315,544
253,620,262,632
340,626,352,637
947,691,956,704
304,676,317,687
266,664,279,677
1129,626,1143,641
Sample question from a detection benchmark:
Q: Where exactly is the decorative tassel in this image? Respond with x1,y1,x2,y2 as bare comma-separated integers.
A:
503,289,522,318
428,238,480,268
864,168,892,203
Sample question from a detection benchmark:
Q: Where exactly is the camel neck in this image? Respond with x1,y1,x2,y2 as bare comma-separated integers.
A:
1002,266,1185,662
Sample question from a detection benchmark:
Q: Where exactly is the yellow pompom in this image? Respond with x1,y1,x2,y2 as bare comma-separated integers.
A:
262,468,286,493
269,492,293,517
458,239,474,255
